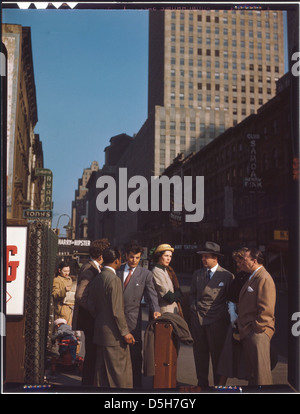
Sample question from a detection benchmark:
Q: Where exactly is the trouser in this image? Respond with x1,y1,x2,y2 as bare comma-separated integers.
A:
130,340,142,387
95,344,133,388
242,331,273,385
82,325,97,386
190,314,229,387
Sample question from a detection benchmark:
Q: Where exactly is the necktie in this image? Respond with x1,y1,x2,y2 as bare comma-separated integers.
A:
206,269,212,282
124,267,133,290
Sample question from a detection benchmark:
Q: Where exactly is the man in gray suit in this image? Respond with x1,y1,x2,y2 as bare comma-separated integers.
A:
189,241,234,387
117,243,161,387
88,247,135,388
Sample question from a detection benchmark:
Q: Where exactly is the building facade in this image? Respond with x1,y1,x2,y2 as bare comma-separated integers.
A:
3,24,44,220
139,73,291,275
71,160,99,239
148,9,285,175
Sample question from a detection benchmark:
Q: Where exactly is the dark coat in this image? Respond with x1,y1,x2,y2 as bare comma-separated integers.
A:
72,260,99,331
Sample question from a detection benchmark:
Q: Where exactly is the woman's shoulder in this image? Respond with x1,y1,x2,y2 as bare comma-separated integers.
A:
152,264,166,273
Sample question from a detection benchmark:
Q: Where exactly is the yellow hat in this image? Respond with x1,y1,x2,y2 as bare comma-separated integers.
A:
154,244,174,254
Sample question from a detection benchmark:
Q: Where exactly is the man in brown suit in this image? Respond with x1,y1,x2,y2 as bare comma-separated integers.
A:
237,248,276,385
72,238,110,385
189,242,234,387
88,247,135,388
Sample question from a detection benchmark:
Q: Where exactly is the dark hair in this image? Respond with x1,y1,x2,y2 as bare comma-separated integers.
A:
89,238,110,259
233,247,264,265
248,248,264,264
55,261,70,276
102,247,121,265
125,243,143,255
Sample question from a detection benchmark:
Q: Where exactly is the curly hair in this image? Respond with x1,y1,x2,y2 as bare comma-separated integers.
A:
89,238,110,259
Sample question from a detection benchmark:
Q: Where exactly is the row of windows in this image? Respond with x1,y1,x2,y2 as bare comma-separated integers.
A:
169,56,280,72
171,41,279,51
168,93,266,107
171,10,279,19
169,31,280,43
196,84,272,94
171,23,280,35
160,120,225,132
170,69,278,82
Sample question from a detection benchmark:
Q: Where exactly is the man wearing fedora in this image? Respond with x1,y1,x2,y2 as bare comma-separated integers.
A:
189,241,234,387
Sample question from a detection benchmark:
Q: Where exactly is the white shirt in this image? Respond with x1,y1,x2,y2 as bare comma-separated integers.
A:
123,263,136,284
92,259,101,273
249,265,262,281
103,265,116,274
207,263,218,278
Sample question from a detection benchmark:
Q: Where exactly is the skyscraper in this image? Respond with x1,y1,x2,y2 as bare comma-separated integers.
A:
148,8,285,175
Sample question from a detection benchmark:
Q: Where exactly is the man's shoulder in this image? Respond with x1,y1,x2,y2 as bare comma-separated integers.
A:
136,266,152,278
193,268,205,277
217,265,234,279
256,266,274,282
79,261,99,277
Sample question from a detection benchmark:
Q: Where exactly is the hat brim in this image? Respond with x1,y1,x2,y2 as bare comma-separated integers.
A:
154,245,174,254
197,250,223,256
155,248,174,254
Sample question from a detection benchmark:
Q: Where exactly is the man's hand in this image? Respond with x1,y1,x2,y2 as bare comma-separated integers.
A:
123,333,135,345
153,312,161,319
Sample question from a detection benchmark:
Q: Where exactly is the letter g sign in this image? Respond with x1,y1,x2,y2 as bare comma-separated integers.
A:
6,245,19,282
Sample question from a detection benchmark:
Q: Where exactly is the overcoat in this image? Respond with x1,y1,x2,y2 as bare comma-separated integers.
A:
152,265,180,314
52,275,73,325
237,266,276,340
72,260,99,331
88,266,130,346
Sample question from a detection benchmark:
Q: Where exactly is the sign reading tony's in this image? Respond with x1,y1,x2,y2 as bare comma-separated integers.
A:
6,226,28,316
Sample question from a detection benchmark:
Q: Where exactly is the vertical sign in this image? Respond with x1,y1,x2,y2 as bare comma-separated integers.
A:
35,168,53,210
244,133,262,190
6,226,28,316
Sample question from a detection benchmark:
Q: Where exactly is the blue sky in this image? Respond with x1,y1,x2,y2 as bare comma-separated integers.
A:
2,8,149,233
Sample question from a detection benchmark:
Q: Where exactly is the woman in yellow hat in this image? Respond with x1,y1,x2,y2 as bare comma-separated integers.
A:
151,244,183,317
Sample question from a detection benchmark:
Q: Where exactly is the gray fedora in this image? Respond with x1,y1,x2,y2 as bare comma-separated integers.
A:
197,241,224,256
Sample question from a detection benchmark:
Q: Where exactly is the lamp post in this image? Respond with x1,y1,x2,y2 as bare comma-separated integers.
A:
54,214,72,236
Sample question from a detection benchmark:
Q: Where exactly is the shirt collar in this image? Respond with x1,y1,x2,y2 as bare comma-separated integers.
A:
249,265,262,280
103,265,116,274
125,263,136,272
209,263,218,275
155,263,167,271
92,259,101,272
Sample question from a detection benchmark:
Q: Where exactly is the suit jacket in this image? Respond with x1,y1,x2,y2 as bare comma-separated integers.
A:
87,266,130,346
72,260,99,331
190,265,234,325
117,264,160,340
237,266,276,340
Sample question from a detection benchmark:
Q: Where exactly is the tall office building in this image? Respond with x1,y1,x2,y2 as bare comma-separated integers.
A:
148,9,285,175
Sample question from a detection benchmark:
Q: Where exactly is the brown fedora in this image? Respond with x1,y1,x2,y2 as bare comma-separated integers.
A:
197,241,223,256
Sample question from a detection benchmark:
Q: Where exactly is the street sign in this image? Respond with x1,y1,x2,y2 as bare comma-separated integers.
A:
35,168,52,176
23,209,52,219
274,230,289,241
35,168,53,210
